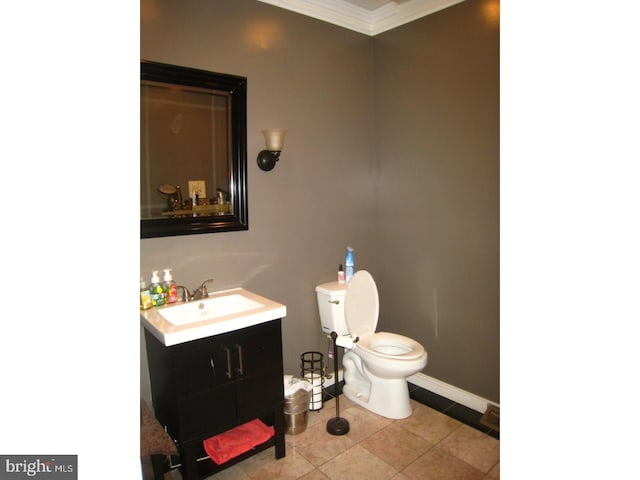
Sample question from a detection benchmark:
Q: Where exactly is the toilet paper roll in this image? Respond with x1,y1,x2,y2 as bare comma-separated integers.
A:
303,372,323,411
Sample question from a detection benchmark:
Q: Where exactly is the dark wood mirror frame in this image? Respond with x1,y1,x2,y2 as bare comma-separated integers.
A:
140,61,248,238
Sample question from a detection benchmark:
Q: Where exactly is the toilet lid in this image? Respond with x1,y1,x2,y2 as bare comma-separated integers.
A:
344,270,379,337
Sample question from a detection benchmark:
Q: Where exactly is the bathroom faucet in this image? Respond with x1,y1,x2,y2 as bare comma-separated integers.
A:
177,279,214,302
192,278,214,300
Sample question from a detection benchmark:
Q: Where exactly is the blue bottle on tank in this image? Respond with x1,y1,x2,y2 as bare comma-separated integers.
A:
345,246,355,282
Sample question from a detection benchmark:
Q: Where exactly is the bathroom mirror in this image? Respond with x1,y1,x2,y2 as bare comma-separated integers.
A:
141,60,248,238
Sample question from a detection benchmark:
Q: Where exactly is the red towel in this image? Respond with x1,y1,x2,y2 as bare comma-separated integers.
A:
203,419,274,465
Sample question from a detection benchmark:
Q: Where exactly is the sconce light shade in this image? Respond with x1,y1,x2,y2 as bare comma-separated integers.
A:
257,129,287,171
262,129,287,151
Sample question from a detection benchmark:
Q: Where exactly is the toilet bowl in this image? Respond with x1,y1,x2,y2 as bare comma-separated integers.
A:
353,332,427,378
315,270,427,419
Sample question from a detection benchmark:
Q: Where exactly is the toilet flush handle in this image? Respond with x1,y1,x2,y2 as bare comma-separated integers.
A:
329,300,339,304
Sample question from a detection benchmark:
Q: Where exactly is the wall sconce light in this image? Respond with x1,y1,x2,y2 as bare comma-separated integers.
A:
257,129,287,171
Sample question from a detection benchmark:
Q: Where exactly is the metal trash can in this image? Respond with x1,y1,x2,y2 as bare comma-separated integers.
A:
283,375,312,435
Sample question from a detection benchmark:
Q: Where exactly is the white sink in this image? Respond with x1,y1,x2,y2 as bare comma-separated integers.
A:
159,294,264,326
140,287,287,346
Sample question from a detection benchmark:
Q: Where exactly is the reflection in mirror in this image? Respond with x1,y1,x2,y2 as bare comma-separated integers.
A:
141,82,231,218
140,61,248,238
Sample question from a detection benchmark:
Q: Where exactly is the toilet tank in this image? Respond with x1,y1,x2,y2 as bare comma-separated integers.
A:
315,281,349,336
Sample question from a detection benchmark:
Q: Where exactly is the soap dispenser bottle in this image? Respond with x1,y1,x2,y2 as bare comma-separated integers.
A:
163,268,178,304
150,270,165,307
345,246,355,282
140,277,152,310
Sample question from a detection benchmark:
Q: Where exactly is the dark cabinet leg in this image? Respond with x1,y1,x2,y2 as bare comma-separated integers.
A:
274,406,286,459
150,455,168,480
179,443,199,480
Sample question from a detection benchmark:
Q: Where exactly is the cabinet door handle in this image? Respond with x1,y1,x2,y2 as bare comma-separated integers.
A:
210,357,215,376
235,344,244,376
224,347,232,379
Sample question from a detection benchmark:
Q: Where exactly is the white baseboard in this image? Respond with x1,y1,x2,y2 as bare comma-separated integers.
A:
408,372,499,413
324,369,498,414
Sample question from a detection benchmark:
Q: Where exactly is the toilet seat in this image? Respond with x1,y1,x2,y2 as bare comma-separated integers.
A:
356,332,426,360
346,271,425,361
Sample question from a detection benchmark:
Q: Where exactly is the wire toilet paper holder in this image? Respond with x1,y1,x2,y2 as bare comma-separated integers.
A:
300,351,324,411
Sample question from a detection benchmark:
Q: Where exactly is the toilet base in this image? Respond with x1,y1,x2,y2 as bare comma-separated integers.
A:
343,376,412,420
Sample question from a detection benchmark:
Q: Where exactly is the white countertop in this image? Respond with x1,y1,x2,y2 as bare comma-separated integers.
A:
140,287,287,346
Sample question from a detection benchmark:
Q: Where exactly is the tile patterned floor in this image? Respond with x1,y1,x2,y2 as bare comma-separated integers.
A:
164,385,499,479
407,385,499,441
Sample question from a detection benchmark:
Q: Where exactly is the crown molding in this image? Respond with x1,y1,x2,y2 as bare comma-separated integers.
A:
256,0,467,36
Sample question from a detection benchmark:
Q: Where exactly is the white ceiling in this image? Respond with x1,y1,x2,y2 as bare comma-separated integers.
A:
256,0,467,36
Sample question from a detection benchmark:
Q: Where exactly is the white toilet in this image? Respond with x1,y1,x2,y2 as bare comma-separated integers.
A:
315,270,427,419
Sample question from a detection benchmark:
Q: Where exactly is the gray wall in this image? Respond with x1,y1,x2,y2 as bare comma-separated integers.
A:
373,1,500,401
140,0,499,404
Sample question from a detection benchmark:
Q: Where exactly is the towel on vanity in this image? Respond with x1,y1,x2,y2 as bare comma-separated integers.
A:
203,419,274,465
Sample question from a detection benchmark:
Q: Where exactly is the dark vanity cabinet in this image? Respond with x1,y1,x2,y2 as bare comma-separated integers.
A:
144,319,286,479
